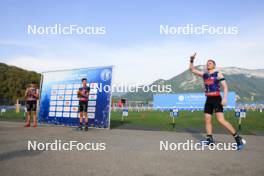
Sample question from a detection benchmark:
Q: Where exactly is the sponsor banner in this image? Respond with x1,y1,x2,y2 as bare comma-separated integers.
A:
153,92,236,110
39,66,113,128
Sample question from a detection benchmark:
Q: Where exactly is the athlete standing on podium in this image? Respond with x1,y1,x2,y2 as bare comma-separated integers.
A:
77,78,90,131
189,52,246,150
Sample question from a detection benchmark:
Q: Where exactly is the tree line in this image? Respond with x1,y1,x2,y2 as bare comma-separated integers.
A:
0,63,41,105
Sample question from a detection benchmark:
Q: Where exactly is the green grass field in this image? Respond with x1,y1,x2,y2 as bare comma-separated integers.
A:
0,110,26,121
111,110,264,134
1,110,263,134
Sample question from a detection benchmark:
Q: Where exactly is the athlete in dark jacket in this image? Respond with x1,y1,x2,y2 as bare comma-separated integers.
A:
77,78,90,131
24,81,39,127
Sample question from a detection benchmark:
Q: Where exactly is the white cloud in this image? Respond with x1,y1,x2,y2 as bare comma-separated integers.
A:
0,39,45,49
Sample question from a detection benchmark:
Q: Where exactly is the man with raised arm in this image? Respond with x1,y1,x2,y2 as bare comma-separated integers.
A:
189,52,246,150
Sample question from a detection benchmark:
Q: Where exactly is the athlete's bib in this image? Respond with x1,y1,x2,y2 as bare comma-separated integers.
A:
203,71,220,96
26,88,38,101
78,86,90,102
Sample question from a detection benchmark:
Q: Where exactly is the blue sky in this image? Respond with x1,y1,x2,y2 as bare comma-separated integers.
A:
0,0,264,84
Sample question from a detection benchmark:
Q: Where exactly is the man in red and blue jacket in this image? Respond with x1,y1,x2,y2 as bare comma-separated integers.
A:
189,52,246,150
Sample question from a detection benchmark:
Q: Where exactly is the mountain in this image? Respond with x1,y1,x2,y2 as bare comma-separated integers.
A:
121,66,264,102
0,63,41,105
1,62,263,104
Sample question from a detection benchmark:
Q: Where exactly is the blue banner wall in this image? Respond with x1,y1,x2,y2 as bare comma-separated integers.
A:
153,92,236,110
38,66,113,128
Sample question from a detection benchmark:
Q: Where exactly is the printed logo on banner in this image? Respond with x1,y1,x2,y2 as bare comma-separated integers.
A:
72,101,79,106
49,112,55,116
56,106,63,111
50,101,56,106
88,107,96,112
65,90,73,94
89,83,98,88
88,113,95,119
88,101,96,106
100,69,112,81
57,95,64,100
56,112,62,117
63,107,70,112
56,101,63,106
59,84,66,89
65,95,72,100
49,106,56,111
50,96,57,100
63,107,71,112
51,90,57,95
64,101,71,106
63,112,70,117
89,94,97,100
89,88,98,94
70,113,78,118
58,90,65,94
178,95,185,102
71,107,78,112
